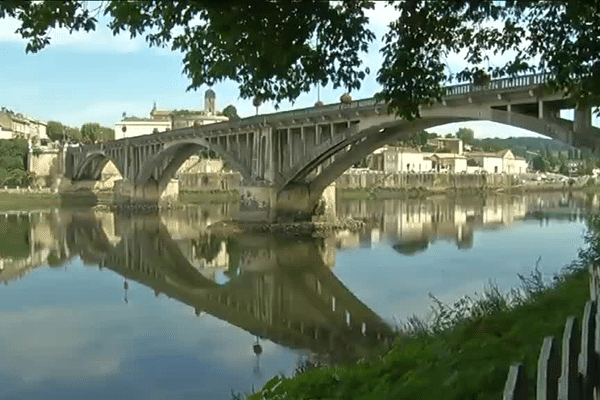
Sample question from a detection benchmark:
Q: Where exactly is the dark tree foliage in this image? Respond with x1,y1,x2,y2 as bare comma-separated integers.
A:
80,122,114,144
455,127,475,144
410,130,429,147
0,139,30,187
532,155,547,172
222,105,240,120
2,1,600,120
46,120,81,142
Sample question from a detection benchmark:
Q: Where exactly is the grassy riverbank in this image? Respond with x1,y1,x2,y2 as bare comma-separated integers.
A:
0,192,59,211
240,218,599,400
179,190,239,204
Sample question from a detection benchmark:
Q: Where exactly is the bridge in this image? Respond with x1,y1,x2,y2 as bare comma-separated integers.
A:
62,211,395,360
65,73,599,220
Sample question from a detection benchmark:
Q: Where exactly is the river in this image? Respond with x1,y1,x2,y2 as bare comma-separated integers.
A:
0,191,596,399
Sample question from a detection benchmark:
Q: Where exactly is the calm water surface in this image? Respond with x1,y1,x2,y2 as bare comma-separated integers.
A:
0,191,596,399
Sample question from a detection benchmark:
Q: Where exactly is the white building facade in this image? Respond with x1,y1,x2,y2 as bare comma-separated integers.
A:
114,90,229,140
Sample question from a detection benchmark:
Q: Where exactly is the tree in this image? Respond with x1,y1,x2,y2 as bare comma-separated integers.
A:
455,127,475,144
2,2,600,120
410,130,429,147
80,123,113,144
222,105,240,121
445,133,454,138
80,123,101,144
532,155,547,172
46,121,81,142
46,121,65,142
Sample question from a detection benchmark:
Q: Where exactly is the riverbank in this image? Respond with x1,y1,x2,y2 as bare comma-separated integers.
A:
0,192,59,211
337,183,582,199
240,218,599,399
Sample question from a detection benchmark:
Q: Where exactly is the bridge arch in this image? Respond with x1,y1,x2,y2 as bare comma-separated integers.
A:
73,151,123,181
134,139,253,194
279,108,579,204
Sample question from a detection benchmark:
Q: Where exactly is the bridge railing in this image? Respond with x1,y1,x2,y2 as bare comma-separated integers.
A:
242,73,550,126
445,73,550,96
503,264,600,400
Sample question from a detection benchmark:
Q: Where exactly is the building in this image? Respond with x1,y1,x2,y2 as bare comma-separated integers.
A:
428,138,464,155
426,153,468,173
499,149,529,174
466,149,528,174
114,90,229,140
114,116,171,140
0,109,48,144
369,146,432,173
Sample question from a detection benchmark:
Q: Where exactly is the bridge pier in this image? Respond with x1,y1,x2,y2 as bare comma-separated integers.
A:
239,183,336,223
574,102,593,133
276,183,336,222
113,179,179,208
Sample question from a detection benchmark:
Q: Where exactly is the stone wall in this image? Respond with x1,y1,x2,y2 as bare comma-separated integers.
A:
28,150,62,187
335,170,522,191
178,172,241,191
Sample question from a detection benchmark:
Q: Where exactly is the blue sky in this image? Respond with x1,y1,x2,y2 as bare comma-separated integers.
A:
0,3,596,139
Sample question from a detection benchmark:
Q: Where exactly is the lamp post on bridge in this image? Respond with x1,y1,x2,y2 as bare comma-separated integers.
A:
253,97,262,116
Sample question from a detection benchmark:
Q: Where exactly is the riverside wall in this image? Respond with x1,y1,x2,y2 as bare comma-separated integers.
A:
178,172,241,192
335,171,522,192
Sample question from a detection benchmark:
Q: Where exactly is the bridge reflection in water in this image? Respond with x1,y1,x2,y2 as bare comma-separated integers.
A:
60,210,395,362
0,192,596,362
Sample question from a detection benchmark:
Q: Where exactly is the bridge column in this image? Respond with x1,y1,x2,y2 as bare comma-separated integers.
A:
574,101,592,133
288,128,293,169
300,126,306,158
262,126,275,182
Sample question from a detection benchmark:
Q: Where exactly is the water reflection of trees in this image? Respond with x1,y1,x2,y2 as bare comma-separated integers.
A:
0,213,30,260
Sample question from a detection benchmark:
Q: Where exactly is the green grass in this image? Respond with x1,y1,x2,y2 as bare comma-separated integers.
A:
179,190,240,204
239,220,599,400
0,192,59,211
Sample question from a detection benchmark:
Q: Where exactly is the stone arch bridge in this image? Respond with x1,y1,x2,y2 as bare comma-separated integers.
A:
65,73,599,220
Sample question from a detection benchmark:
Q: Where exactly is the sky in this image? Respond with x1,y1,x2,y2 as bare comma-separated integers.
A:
0,3,597,139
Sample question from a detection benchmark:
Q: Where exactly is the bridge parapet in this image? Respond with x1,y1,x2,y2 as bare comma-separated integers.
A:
445,73,550,96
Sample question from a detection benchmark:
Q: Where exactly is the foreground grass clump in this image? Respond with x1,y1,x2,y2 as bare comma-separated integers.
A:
242,218,600,400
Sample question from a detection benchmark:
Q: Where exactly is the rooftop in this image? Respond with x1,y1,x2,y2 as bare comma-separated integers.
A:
426,153,467,159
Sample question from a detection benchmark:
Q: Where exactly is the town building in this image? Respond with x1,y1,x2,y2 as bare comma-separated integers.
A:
428,137,464,154
465,149,528,174
427,153,468,173
114,90,229,140
366,139,527,175
0,109,48,144
370,146,432,172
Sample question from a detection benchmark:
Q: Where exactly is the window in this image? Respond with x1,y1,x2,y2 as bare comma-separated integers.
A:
494,166,498,173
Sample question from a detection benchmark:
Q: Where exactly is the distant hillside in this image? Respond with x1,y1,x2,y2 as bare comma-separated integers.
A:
470,137,584,158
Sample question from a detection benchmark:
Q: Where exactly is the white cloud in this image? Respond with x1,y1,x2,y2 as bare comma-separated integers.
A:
0,15,147,54
0,17,21,42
